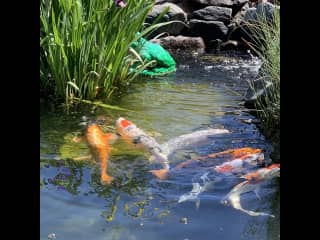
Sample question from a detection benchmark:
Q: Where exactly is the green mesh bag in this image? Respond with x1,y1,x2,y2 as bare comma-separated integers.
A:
131,36,176,76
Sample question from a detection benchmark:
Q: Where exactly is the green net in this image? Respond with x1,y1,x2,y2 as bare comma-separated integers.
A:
131,36,176,76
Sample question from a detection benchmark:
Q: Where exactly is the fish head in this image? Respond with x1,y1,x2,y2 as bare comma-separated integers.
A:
116,117,133,132
265,164,280,179
220,197,231,206
244,153,265,167
116,117,138,143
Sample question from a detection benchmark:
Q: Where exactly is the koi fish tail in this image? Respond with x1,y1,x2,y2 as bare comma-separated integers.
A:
226,193,274,218
149,168,170,180
238,209,275,218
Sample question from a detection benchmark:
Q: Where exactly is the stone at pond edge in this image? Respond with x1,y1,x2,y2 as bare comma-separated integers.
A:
146,3,187,35
189,19,228,42
189,6,232,24
190,0,248,8
150,36,206,56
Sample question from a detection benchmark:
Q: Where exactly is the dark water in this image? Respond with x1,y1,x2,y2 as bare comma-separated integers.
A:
40,56,280,240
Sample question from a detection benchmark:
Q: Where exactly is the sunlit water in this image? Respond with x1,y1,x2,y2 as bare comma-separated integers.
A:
40,56,279,240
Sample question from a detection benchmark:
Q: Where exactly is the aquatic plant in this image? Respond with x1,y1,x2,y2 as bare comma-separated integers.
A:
244,3,280,130
40,0,173,106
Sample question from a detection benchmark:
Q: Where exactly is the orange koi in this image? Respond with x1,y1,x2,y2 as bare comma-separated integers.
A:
85,124,118,185
206,147,262,160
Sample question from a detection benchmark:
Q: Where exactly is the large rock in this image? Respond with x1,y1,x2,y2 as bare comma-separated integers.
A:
230,2,249,26
155,0,182,5
189,19,229,42
151,36,206,55
244,2,279,23
181,0,248,13
189,0,248,8
189,6,232,24
146,3,187,35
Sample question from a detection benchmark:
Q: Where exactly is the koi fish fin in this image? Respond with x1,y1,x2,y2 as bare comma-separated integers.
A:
100,174,114,185
228,191,274,217
149,168,169,180
240,172,257,181
254,187,261,200
200,172,210,183
72,136,84,143
238,208,274,217
195,198,200,209
178,183,202,204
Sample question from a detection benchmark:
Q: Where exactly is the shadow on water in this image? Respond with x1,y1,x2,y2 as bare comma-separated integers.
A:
40,55,279,240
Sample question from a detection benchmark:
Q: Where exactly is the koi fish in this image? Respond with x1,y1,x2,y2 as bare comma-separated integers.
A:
206,147,262,159
174,148,263,172
160,129,230,157
177,152,264,207
85,123,118,185
177,150,265,208
213,152,265,174
116,117,230,180
178,172,219,208
221,163,280,217
174,148,264,174
116,117,169,168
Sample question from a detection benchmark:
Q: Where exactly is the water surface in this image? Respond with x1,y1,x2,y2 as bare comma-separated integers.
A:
40,55,279,240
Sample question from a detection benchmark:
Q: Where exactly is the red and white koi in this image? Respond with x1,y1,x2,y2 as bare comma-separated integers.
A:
116,117,230,180
213,152,265,174
221,164,280,217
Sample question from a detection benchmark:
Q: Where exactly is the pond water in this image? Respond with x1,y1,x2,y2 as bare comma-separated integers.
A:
40,55,280,240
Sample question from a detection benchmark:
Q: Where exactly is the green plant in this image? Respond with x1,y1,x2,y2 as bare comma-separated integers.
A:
245,5,280,129
40,0,161,106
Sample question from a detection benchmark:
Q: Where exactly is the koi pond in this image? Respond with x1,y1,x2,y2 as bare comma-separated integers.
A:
40,55,280,240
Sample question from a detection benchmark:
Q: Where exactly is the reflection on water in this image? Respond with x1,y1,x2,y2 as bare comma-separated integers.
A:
40,56,279,240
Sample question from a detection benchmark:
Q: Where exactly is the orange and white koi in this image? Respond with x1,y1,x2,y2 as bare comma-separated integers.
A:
206,147,262,159
174,147,263,172
213,152,265,174
221,164,280,217
177,151,265,208
85,123,118,185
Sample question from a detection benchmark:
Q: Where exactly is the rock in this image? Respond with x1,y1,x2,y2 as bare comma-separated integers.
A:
229,2,249,26
151,35,206,55
220,40,240,50
155,0,182,4
189,6,232,24
189,19,228,42
244,2,279,23
189,0,248,8
146,3,187,35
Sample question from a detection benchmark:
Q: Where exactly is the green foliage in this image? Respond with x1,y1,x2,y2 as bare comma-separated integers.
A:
40,0,156,104
246,6,280,129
